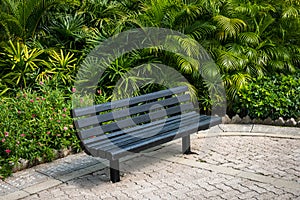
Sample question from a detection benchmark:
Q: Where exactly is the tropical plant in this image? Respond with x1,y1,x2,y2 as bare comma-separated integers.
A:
42,13,89,50
202,0,300,102
36,49,77,86
0,80,10,96
0,0,299,112
0,40,47,88
0,0,62,42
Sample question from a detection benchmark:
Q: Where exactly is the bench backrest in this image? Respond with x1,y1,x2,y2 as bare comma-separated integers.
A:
71,86,196,143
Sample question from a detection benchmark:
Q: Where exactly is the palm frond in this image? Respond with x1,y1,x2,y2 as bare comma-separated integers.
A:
172,2,203,30
217,49,244,71
214,15,246,40
238,32,260,46
282,6,299,18
223,72,251,100
184,21,216,41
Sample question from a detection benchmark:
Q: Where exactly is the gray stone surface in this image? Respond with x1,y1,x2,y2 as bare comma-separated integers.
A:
231,114,242,124
252,124,300,135
252,119,263,124
0,179,19,196
218,124,253,132
286,118,297,126
241,115,252,124
36,154,101,178
275,117,285,126
5,168,51,190
0,124,299,200
222,114,231,124
263,117,273,125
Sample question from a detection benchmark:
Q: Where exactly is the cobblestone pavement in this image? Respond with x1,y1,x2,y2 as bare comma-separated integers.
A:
0,125,299,200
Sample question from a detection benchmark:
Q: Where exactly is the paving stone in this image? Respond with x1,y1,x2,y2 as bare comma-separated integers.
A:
238,191,259,199
253,192,279,199
218,124,253,132
276,193,298,200
199,125,223,133
21,194,40,200
0,190,29,200
24,179,62,194
36,157,100,179
4,169,50,190
220,190,241,199
0,180,19,196
214,183,233,191
203,189,223,198
252,125,300,135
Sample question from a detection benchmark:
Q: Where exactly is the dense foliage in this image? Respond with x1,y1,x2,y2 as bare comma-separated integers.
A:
0,0,299,99
0,0,299,178
233,73,300,120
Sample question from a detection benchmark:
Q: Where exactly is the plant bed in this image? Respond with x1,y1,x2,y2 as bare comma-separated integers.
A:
0,85,81,179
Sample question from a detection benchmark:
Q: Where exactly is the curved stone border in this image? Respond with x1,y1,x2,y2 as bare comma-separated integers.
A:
222,114,300,127
199,124,300,139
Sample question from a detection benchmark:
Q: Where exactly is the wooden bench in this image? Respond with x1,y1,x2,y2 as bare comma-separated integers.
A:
71,86,221,182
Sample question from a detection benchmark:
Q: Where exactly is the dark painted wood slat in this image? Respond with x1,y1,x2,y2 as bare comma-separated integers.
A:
78,102,195,140
91,115,213,159
93,115,206,152
87,113,203,150
101,115,210,153
72,86,189,117
83,112,198,146
106,116,221,160
76,94,192,128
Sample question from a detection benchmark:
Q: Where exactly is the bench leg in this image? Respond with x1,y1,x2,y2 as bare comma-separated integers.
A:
182,135,192,154
110,159,120,183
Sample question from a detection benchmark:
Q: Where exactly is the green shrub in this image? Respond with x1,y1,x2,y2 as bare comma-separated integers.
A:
232,73,300,120
0,83,81,179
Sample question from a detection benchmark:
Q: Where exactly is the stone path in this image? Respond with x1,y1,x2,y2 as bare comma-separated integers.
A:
0,124,299,200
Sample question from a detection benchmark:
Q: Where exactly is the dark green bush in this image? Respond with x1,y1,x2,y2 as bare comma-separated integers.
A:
0,83,81,179
232,73,300,120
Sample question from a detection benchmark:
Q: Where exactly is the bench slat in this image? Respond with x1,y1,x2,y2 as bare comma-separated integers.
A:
72,86,189,117
75,94,192,129
103,116,221,160
90,114,206,152
86,113,199,158
78,102,195,140
86,112,202,150
83,112,198,147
